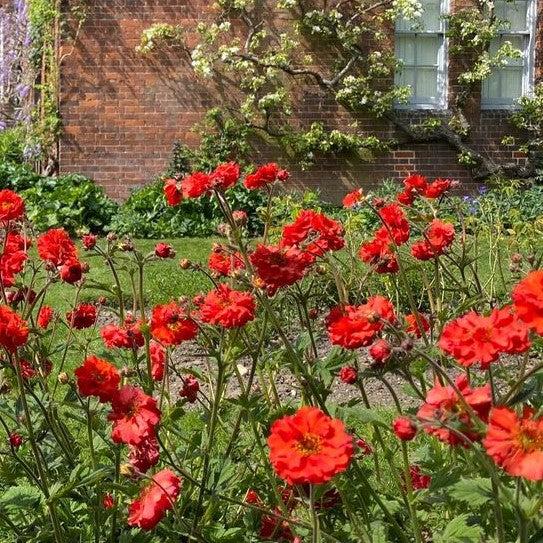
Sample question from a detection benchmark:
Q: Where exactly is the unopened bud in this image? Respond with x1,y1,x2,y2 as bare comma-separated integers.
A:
57,372,70,384
179,259,191,270
120,463,135,477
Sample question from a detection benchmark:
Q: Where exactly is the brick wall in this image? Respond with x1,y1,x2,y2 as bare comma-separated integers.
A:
59,0,542,202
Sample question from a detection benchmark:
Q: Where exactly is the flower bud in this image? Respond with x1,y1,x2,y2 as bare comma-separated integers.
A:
339,366,358,384
57,372,70,385
179,258,192,270
393,416,417,441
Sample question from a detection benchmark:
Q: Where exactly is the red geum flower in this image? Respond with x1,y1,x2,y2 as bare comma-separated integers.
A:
408,465,431,490
208,245,245,276
343,188,364,208
0,305,28,351
393,417,417,441
358,229,399,274
0,232,28,287
102,493,115,509
82,234,97,250
181,171,213,199
268,406,353,485
369,338,392,364
108,385,161,446
66,303,97,329
260,509,295,542
483,406,543,481
250,244,312,293
405,313,430,337
512,270,543,334
210,161,240,190
59,258,83,284
245,489,261,504
17,358,52,380
37,306,54,329
244,163,289,190
417,375,492,446
326,296,396,350
281,209,344,260
199,284,256,328
339,366,358,384
180,375,199,403
9,432,23,449
411,219,455,261
404,173,428,194
129,433,160,473
163,177,183,206
127,469,181,531
0,189,25,221
37,228,78,266
74,355,120,403
150,302,198,345
378,204,410,245
397,187,416,206
439,307,530,369
424,178,454,199
155,243,175,259
101,319,145,350
356,437,373,455
232,209,248,225
150,341,165,381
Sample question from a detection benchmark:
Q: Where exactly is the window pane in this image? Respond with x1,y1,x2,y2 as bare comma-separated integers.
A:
416,35,440,65
495,0,528,31
396,0,442,31
395,35,416,64
397,67,416,92
501,67,523,99
417,67,438,98
482,73,501,99
502,35,525,66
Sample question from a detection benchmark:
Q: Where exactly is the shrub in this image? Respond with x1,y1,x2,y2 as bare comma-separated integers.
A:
0,163,117,234
0,168,542,542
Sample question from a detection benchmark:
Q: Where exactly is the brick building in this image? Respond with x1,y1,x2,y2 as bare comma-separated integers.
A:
59,0,542,201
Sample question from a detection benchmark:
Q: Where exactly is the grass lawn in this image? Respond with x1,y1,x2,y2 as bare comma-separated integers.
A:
43,238,217,312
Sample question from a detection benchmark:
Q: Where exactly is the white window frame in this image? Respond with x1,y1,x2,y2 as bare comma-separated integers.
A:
394,0,449,110
481,0,537,109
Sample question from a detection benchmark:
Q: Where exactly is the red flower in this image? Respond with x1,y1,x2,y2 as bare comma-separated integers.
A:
404,174,428,194
281,209,344,260
378,204,410,245
326,296,396,350
358,229,399,274
59,258,83,284
260,510,296,542
411,219,455,260
339,366,358,384
397,187,416,206
245,489,261,504
408,465,431,490
150,302,198,345
210,161,240,190
150,340,165,381
250,244,311,293
393,417,417,441
74,355,120,403
369,338,392,363
180,375,199,403
439,307,530,369
102,494,115,509
424,178,454,199
356,437,373,455
244,163,289,190
17,358,52,380
0,189,25,221
512,270,543,334
127,469,181,531
9,432,23,449
268,406,353,485
101,319,145,350
66,303,97,329
232,209,248,225
0,232,28,286
181,171,213,199
483,407,543,481
405,313,430,337
129,433,160,473
82,234,97,250
154,242,175,259
199,284,256,328
0,305,28,351
163,177,183,206
208,245,245,276
342,188,364,208
37,228,78,266
417,375,492,446
108,385,161,446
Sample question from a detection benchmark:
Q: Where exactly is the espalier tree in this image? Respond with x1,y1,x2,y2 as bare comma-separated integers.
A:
139,0,543,180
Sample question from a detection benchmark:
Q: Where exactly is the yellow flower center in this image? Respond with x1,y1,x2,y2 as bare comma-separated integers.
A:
516,424,543,452
296,433,322,456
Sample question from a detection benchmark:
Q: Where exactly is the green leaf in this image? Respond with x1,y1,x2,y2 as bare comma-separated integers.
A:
435,514,484,543
449,477,493,507
0,485,42,512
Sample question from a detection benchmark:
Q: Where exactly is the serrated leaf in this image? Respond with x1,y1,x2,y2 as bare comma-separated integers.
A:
435,514,484,543
0,485,42,512
449,478,493,507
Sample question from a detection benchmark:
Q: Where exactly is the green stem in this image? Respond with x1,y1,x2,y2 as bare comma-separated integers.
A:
310,485,321,543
